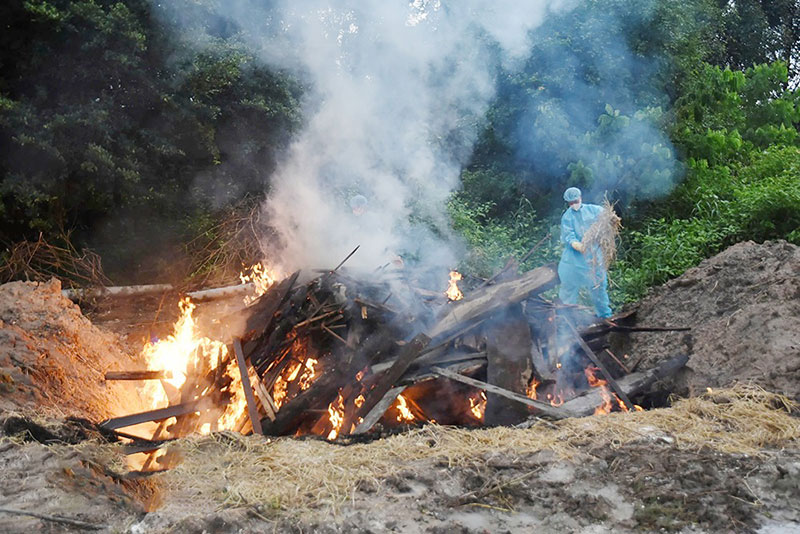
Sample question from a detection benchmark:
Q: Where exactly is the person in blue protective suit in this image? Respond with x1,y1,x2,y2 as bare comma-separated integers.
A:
557,187,613,318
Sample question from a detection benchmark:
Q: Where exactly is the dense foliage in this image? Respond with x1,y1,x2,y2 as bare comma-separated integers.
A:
0,0,302,281
1,0,798,299
451,0,800,303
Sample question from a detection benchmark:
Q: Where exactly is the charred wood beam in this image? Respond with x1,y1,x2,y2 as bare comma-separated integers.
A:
560,354,689,416
242,270,300,343
0,507,102,531
479,233,550,289
418,318,486,360
428,264,557,339
485,304,534,425
564,318,635,411
351,386,407,435
104,370,172,381
604,349,630,374
348,334,431,435
232,338,263,435
431,366,577,419
99,396,217,430
400,358,486,386
332,245,360,272
379,350,486,375
530,336,554,382
123,437,178,455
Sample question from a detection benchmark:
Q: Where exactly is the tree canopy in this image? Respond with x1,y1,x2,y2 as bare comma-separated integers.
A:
1,0,798,298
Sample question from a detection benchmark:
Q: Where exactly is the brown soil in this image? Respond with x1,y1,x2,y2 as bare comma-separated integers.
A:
617,240,800,401
0,279,150,419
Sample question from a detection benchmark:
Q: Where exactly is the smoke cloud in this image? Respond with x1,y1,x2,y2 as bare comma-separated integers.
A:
153,0,575,280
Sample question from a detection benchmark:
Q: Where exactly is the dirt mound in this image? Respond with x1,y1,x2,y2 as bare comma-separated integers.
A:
0,279,149,419
619,240,800,400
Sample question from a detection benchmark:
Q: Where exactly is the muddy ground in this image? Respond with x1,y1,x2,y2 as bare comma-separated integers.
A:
0,240,798,533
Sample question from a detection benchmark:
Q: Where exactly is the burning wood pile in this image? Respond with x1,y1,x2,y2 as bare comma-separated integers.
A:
101,250,690,468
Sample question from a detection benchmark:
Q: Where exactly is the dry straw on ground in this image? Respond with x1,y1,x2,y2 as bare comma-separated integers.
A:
159,385,799,514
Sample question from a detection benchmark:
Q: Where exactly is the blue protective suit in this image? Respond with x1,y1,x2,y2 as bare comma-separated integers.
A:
558,203,612,318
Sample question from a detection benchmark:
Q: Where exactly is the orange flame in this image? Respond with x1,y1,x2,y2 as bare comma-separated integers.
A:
469,391,487,420
527,377,540,400
273,361,302,410
326,390,346,440
446,270,464,301
585,366,614,416
298,358,318,391
584,366,607,388
139,297,247,433
395,395,416,423
547,392,565,407
239,262,278,305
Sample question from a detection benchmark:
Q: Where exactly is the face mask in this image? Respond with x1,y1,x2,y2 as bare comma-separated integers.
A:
570,200,582,211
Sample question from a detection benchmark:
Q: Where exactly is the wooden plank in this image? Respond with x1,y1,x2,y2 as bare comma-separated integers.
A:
104,370,172,381
564,318,635,411
400,358,486,386
123,438,177,455
351,386,407,435
348,334,431,433
560,354,689,416
428,264,557,339
62,283,172,301
232,338,263,435
431,366,577,419
99,397,216,430
530,337,554,381
252,375,277,421
484,304,534,425
524,301,556,381
186,283,255,302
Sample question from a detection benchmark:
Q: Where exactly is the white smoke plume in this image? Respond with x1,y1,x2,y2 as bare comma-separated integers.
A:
155,1,574,279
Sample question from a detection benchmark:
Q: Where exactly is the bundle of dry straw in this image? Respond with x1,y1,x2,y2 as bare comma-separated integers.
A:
581,199,622,272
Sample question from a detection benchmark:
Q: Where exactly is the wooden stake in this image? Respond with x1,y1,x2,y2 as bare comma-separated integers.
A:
104,370,172,381
99,397,217,430
0,507,102,530
232,338,263,435
332,245,360,272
